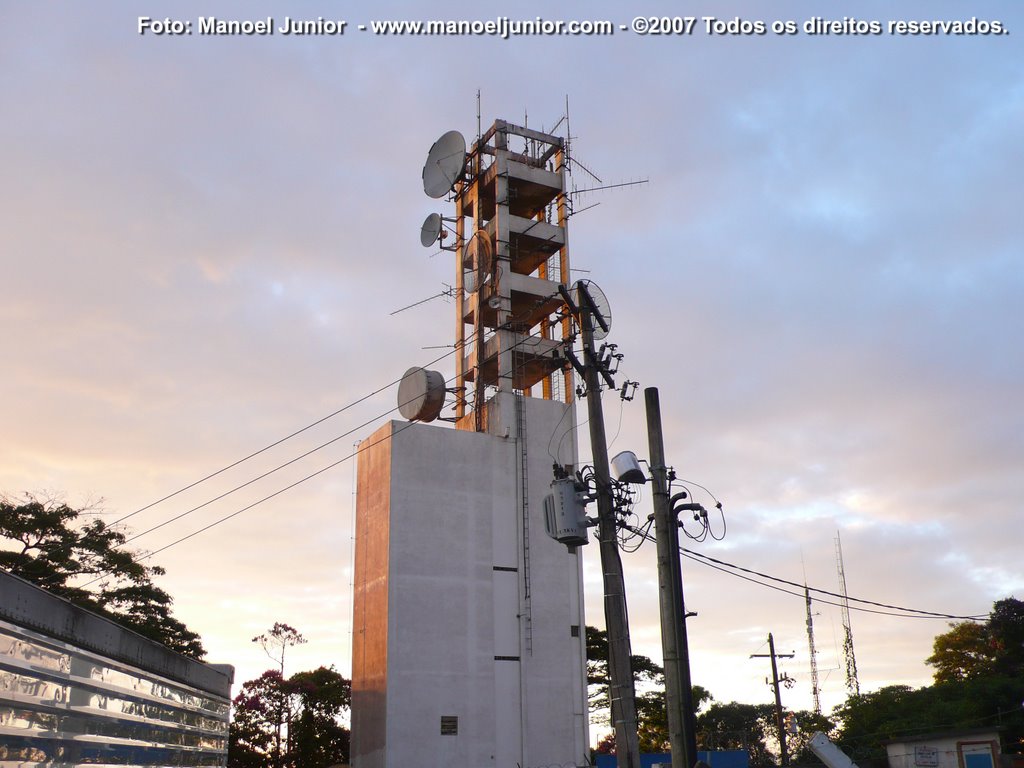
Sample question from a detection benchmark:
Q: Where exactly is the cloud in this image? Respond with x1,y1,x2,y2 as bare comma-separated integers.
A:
1,0,1021,723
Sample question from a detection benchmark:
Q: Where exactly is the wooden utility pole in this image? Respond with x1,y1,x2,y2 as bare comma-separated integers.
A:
751,633,795,767
578,284,641,768
646,387,698,768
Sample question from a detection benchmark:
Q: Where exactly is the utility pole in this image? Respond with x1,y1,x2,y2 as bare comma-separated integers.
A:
573,283,641,768
646,387,698,768
751,633,795,767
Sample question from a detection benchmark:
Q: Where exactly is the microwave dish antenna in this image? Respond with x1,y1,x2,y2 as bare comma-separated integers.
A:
573,279,612,340
420,213,443,247
463,232,494,295
422,130,467,199
397,366,447,422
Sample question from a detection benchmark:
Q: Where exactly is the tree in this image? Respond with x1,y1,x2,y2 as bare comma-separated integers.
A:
288,666,351,768
0,493,205,658
228,665,351,768
254,622,308,674
830,599,1024,761
927,599,1024,683
230,671,286,768
926,620,993,683
635,685,713,753
833,678,1024,761
251,623,307,768
697,702,777,768
987,597,1024,678
834,684,959,761
586,625,712,753
586,625,666,722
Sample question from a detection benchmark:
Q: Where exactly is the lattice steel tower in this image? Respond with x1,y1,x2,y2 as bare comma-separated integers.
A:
804,586,822,714
835,533,860,696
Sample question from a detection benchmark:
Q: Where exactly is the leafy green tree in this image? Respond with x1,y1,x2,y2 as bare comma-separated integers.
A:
587,626,712,753
927,599,1024,683
0,493,205,658
697,701,777,768
227,665,351,768
230,671,286,768
696,702,832,767
926,620,993,682
834,679,1024,761
586,625,668,722
635,685,713,753
288,666,351,768
252,623,307,767
833,600,1024,760
987,598,1024,678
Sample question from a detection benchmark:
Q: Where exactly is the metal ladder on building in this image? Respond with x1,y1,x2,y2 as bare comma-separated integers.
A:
516,392,533,655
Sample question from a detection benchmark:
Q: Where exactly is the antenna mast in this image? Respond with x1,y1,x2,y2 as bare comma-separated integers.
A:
457,121,574,429
835,532,860,696
804,586,822,714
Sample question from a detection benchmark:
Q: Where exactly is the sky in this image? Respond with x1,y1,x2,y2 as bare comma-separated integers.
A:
2,0,1022,740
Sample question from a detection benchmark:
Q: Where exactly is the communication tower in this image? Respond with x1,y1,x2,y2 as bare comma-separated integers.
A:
804,586,822,714
351,118,589,768
835,533,860,696
420,120,576,430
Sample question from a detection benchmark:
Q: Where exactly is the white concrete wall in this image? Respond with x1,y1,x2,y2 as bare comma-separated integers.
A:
352,393,588,768
886,732,1001,768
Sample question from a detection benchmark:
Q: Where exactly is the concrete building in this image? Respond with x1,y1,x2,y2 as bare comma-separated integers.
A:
351,393,588,768
885,729,1003,768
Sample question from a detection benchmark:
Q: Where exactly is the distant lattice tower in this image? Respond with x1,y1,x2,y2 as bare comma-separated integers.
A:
804,586,822,714
835,533,861,696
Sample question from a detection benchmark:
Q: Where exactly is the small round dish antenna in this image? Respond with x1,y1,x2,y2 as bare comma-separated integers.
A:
420,213,443,247
463,233,493,295
397,367,447,422
422,130,467,199
573,279,612,340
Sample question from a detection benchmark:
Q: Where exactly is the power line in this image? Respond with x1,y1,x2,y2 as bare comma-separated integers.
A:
80,402,425,588
136,419,421,565
118,291,573,530
96,325,571,570
122,400,417,546
623,526,986,621
111,343,467,529
679,548,987,621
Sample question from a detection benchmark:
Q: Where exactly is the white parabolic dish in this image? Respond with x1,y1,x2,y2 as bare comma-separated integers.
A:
422,130,467,199
420,213,442,247
397,367,446,422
